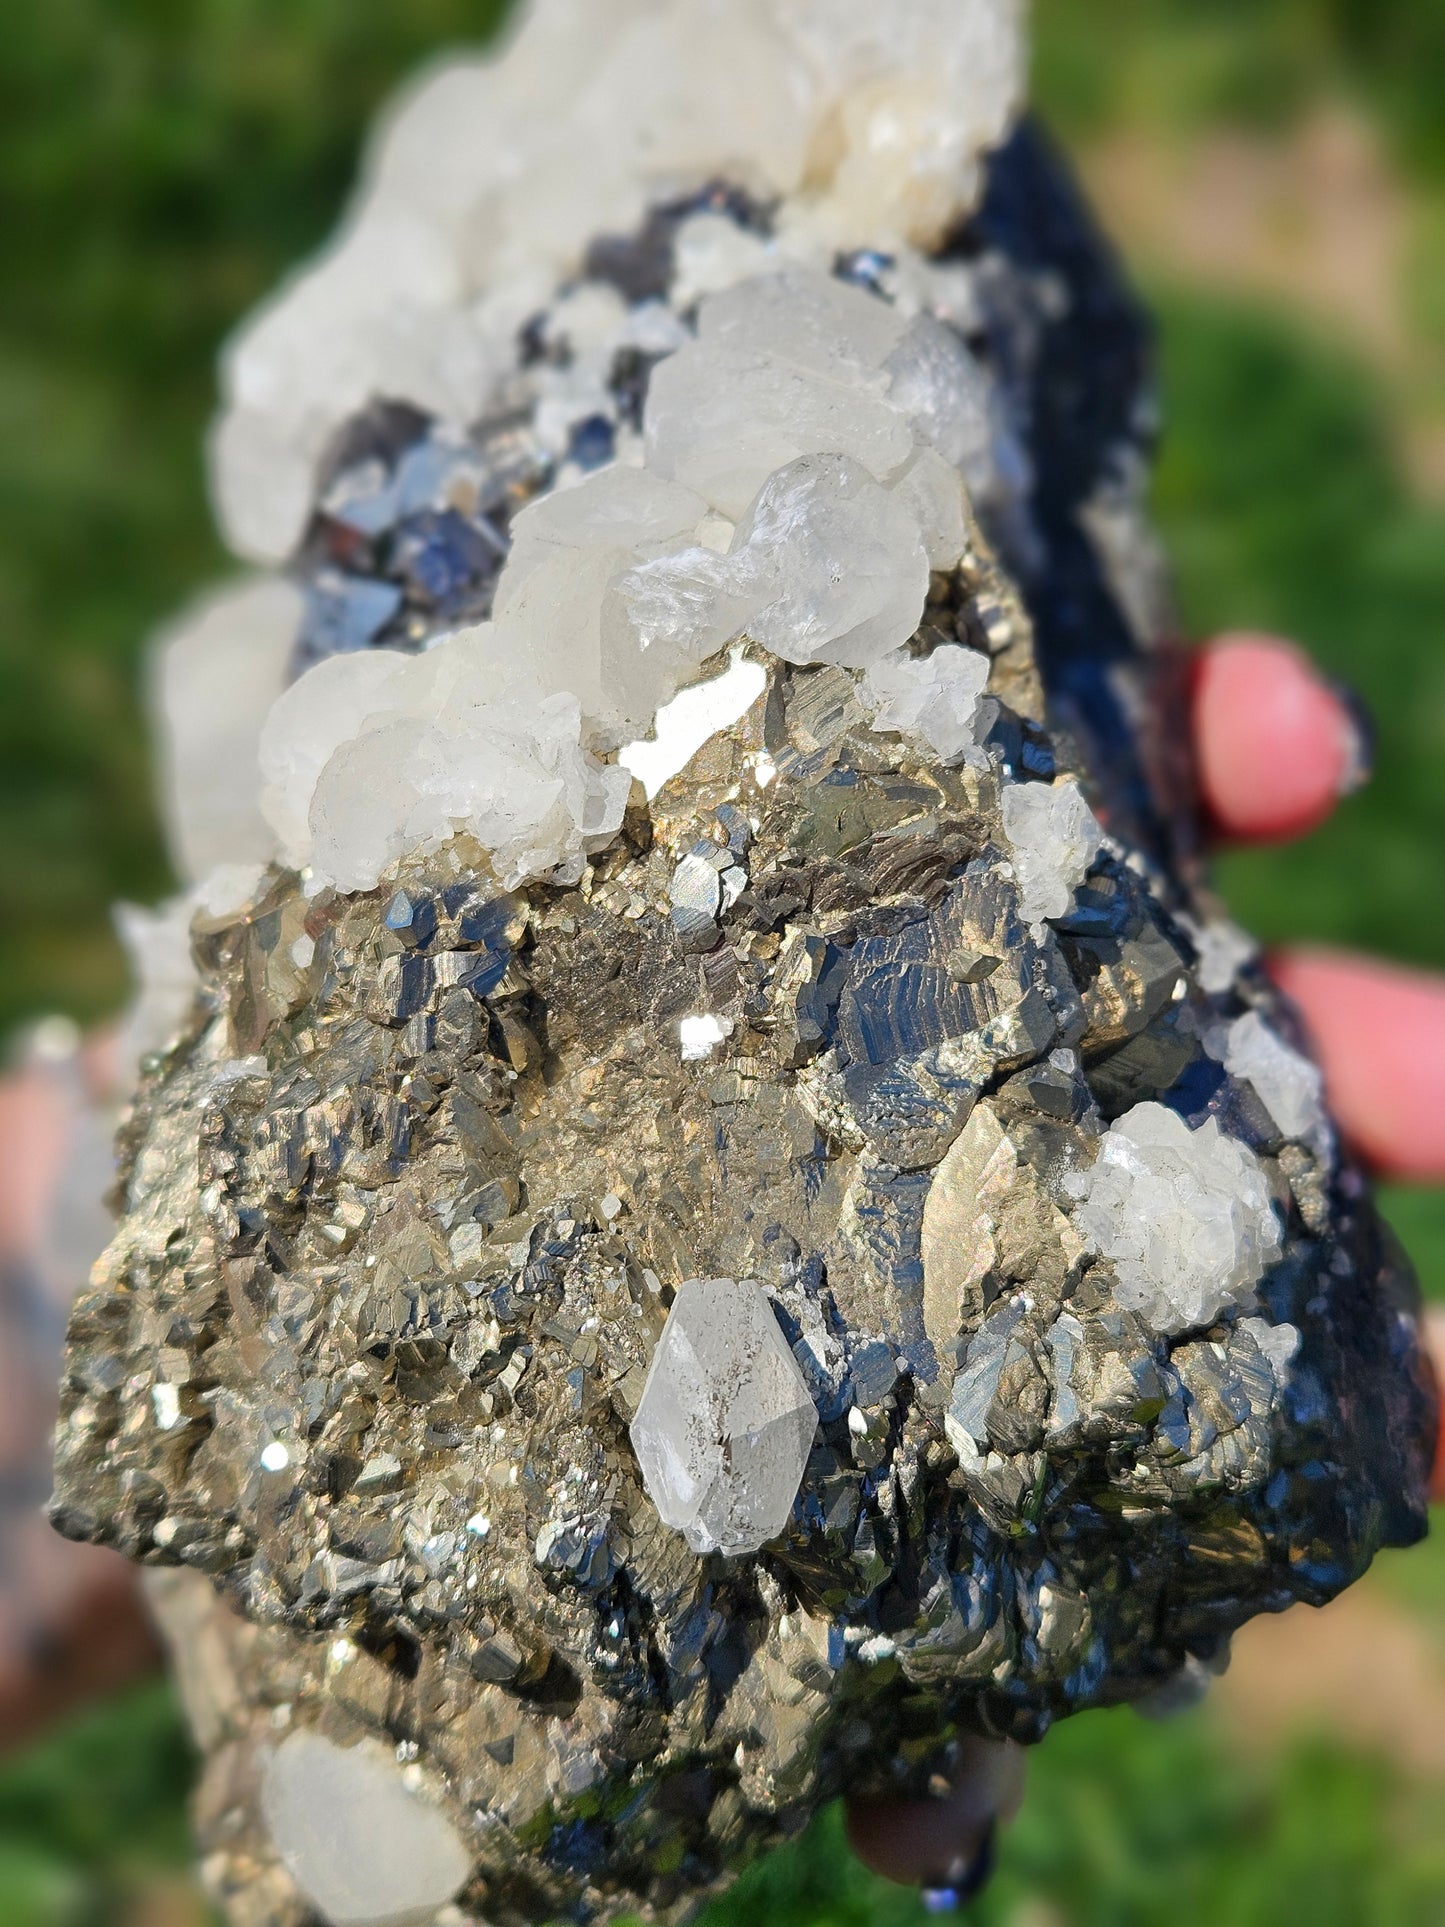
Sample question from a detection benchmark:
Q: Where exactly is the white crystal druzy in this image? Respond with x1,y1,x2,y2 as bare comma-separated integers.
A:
211,0,1028,563
630,1278,818,1556
1001,778,1105,928
260,1729,470,1927
254,261,998,893
1074,1102,1284,1336
176,3,1036,899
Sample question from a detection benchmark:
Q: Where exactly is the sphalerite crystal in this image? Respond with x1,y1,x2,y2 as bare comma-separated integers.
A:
51,3,1436,1924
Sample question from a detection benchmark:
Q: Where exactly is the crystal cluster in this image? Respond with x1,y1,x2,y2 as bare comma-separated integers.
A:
254,264,1007,896
213,0,1027,565
51,3,1435,1926
1071,1103,1285,1335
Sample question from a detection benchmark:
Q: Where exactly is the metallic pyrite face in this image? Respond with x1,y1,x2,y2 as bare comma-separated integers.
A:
49,3,1436,1922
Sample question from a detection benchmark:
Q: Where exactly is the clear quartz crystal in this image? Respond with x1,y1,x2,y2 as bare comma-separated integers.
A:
725,452,931,668
629,1278,818,1556
1073,1102,1284,1335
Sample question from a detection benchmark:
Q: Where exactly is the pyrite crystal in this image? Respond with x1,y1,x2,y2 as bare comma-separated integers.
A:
52,3,1435,1924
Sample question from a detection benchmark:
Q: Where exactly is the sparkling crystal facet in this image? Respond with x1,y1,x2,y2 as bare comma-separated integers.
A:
630,1279,818,1556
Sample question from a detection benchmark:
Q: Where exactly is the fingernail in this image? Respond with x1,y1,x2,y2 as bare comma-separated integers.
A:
919,1822,997,1912
1328,678,1374,797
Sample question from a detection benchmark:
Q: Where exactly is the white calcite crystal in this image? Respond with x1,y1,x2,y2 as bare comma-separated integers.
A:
863,643,992,765
1000,777,1106,927
1208,1010,1328,1143
151,577,300,883
211,0,1027,562
1184,914,1259,996
251,257,996,892
646,275,914,518
492,463,719,743
260,1730,471,1927
1073,1102,1284,1336
721,452,931,668
258,636,631,893
630,1278,818,1555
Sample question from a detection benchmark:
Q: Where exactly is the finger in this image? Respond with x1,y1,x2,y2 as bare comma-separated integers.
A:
1193,633,1366,844
844,1736,1025,1898
1268,948,1445,1181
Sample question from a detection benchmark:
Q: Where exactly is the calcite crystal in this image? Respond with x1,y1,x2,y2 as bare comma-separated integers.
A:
51,3,1435,1925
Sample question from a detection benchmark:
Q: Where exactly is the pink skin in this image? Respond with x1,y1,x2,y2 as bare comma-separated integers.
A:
0,638,1440,1883
1193,633,1363,843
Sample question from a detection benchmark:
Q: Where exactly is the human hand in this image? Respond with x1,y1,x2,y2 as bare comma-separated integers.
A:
846,631,1445,1907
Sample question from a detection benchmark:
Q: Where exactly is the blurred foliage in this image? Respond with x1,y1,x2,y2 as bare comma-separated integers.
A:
706,1711,1445,1927
0,1,1441,1924
0,1681,194,1924
1035,0,1445,177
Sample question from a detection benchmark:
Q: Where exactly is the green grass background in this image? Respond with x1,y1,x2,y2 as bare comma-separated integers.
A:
0,1,1441,1920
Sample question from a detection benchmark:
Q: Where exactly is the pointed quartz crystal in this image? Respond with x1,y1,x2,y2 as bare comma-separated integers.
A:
630,1278,818,1556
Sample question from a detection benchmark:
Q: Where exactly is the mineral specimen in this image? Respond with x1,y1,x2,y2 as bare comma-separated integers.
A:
51,2,1435,1924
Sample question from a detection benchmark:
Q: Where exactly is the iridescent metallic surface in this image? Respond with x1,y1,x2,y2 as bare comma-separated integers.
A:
50,115,1434,1927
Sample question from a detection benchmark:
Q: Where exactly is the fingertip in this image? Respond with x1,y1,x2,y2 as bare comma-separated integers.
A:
1194,634,1363,844
844,1737,1025,1892
1269,948,1445,1181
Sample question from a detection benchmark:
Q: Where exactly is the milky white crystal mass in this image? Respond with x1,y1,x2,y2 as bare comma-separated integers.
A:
1073,1102,1284,1336
259,635,630,894
863,645,992,765
261,1730,471,1926
210,0,1027,562
1209,1010,1327,1143
257,259,997,892
151,577,300,883
630,1278,818,1555
1001,778,1105,927
493,464,717,742
724,452,932,668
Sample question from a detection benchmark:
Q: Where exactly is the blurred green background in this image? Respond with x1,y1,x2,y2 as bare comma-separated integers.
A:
1,1,1442,1921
